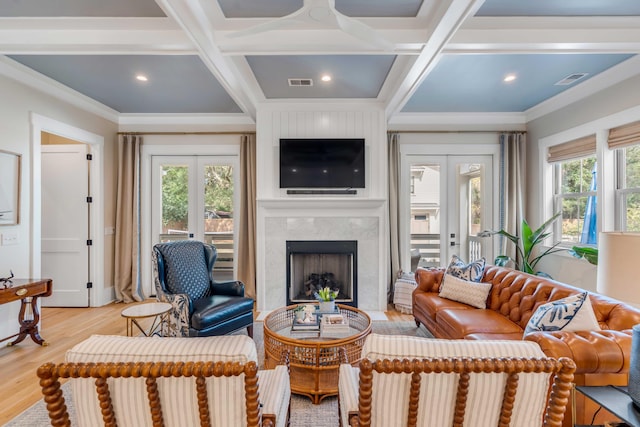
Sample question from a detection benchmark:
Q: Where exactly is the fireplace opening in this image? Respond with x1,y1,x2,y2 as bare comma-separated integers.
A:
286,240,357,307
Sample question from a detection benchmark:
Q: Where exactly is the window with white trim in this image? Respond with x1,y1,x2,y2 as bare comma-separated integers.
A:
548,135,597,245
611,121,640,231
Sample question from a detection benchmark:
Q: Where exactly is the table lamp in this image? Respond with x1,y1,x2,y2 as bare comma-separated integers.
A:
596,232,640,307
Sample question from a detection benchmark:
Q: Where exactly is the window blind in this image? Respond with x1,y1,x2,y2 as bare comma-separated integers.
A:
547,134,596,163
608,120,640,149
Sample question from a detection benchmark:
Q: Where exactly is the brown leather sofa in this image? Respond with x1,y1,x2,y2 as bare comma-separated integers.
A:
413,264,640,426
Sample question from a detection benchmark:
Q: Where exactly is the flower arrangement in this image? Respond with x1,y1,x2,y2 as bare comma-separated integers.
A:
314,286,338,302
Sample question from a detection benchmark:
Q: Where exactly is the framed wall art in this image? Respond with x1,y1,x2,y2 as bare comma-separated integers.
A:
0,150,21,226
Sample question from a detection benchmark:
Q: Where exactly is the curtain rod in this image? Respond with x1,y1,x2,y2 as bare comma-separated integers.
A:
117,131,255,136
387,130,526,134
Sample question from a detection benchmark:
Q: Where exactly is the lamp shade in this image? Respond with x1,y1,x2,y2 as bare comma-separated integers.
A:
596,232,640,306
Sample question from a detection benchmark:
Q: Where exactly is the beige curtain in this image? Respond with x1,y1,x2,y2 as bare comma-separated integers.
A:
499,132,525,263
114,134,144,302
388,132,400,302
238,134,257,299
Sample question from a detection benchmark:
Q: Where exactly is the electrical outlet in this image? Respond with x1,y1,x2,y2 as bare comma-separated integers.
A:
1,231,18,246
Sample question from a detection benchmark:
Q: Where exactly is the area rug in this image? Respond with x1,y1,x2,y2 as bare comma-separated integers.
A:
7,320,431,427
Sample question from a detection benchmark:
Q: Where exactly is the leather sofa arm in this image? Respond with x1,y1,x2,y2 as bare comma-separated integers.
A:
524,329,633,374
414,268,445,293
211,280,246,297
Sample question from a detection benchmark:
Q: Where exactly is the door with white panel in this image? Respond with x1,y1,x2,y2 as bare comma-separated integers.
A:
41,144,90,307
400,155,494,270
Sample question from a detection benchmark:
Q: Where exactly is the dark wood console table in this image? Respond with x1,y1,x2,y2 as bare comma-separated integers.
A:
0,278,53,346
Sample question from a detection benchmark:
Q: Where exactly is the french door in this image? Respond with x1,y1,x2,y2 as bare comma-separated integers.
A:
150,155,239,282
400,155,494,271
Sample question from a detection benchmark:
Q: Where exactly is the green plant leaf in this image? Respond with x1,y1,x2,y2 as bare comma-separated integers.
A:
569,246,599,265
521,219,534,255
494,255,512,266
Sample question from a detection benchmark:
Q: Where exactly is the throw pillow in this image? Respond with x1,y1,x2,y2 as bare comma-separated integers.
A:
446,255,486,282
438,273,492,309
524,292,601,335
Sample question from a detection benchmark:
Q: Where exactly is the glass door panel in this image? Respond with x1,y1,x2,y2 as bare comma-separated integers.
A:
202,163,235,280
401,155,493,271
160,163,190,241
151,156,238,280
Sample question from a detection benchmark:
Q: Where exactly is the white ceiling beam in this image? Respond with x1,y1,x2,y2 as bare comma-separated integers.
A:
449,17,640,53
215,28,425,55
155,0,261,120
0,18,194,54
445,17,640,53
383,0,487,119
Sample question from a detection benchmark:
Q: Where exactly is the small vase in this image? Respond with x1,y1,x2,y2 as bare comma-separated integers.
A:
319,300,336,313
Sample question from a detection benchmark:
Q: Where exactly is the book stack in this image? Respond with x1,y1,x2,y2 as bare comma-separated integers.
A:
291,313,320,337
320,314,350,338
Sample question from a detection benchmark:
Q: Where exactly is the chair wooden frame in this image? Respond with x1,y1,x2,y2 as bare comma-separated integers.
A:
345,356,576,427
37,360,272,427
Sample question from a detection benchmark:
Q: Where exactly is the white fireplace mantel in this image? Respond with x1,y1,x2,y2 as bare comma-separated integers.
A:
257,198,386,211
257,196,389,313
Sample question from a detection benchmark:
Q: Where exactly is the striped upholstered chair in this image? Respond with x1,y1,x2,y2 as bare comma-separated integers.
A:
338,334,575,427
37,335,290,427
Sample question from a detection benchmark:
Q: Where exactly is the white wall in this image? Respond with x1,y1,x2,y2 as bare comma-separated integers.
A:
526,74,640,290
0,74,117,341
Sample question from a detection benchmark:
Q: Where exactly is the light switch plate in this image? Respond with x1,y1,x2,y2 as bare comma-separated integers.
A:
1,231,18,245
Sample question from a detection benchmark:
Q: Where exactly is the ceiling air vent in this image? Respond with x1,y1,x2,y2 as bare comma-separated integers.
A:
554,73,589,86
288,78,313,87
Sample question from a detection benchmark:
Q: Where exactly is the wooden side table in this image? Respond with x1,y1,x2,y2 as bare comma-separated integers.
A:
0,278,53,346
121,302,172,337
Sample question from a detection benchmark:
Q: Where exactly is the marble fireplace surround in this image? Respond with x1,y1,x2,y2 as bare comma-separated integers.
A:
257,199,387,313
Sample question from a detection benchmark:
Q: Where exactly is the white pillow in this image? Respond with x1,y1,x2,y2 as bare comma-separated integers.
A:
524,292,601,335
438,273,492,309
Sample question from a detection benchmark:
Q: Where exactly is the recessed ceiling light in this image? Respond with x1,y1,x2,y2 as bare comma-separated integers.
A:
503,74,516,83
321,74,332,82
136,74,148,82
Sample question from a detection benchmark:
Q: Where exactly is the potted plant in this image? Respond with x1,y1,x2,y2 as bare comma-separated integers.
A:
314,286,338,312
488,212,564,277
293,304,306,322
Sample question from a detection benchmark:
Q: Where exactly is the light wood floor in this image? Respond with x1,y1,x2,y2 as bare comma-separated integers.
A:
0,302,412,425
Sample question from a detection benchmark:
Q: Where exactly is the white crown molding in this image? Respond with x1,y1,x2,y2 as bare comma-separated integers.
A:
118,113,255,126
0,56,119,122
389,112,527,128
525,55,640,122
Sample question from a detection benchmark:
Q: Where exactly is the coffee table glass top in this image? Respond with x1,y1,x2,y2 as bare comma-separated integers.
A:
264,304,370,341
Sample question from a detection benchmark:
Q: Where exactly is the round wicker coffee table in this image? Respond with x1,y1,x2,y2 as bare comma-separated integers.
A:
263,304,371,404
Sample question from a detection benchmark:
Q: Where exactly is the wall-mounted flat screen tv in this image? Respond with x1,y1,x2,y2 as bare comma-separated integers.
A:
279,138,365,188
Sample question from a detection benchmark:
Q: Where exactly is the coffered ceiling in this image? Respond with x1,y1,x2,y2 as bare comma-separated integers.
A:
0,0,638,125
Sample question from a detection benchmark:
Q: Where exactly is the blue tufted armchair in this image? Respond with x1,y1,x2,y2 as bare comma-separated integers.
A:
152,240,254,338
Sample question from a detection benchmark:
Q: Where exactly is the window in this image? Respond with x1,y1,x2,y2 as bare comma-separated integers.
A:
616,145,640,230
554,156,597,244
548,134,597,245
611,121,640,231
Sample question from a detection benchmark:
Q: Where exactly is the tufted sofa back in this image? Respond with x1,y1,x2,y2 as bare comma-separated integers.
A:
482,265,640,331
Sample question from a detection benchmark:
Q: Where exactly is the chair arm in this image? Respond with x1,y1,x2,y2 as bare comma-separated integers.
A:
258,365,291,427
338,364,360,427
524,329,632,374
211,280,246,297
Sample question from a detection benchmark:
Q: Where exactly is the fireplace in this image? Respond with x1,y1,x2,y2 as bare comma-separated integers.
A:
286,240,357,307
